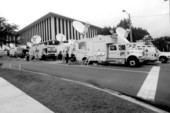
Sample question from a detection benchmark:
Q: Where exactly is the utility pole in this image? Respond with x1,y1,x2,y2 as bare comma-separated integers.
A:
122,10,133,42
164,0,170,22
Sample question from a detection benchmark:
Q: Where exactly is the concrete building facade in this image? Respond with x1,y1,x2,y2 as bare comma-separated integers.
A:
18,12,101,44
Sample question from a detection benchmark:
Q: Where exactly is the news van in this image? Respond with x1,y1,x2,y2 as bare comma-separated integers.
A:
70,35,145,67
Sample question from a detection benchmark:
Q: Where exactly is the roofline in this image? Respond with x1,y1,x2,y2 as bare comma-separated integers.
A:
18,12,101,33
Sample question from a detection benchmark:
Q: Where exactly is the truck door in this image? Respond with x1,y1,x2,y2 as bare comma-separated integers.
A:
118,44,126,58
108,44,119,58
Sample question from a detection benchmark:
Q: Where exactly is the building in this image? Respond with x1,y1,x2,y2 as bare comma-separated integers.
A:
18,12,101,44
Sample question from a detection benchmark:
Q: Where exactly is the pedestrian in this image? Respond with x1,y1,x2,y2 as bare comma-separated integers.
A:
26,52,30,61
58,51,62,60
65,51,69,63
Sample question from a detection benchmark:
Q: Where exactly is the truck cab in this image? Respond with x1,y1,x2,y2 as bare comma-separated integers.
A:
105,43,144,66
41,45,57,60
127,42,159,63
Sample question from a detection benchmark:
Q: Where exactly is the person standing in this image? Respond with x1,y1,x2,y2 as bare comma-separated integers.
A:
65,51,69,63
26,52,30,61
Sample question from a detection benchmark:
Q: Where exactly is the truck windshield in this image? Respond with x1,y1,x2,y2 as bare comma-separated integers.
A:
79,42,86,50
47,47,56,53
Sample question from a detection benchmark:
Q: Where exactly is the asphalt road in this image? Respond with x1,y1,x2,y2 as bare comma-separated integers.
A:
2,59,170,111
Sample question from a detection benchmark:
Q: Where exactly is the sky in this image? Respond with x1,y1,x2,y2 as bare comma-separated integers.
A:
0,0,170,38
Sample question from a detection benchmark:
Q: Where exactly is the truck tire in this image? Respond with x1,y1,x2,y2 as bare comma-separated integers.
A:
159,56,167,63
127,57,139,67
53,56,56,61
82,57,87,64
42,55,46,60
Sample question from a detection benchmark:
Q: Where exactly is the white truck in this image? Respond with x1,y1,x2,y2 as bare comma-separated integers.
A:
29,44,57,60
157,50,170,63
29,42,70,60
128,42,159,63
70,35,145,67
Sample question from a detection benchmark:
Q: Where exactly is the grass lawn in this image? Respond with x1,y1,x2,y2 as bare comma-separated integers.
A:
0,68,156,113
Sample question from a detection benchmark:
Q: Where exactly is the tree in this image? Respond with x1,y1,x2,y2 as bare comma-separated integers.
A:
116,19,150,42
153,36,170,52
97,26,115,35
117,19,130,29
0,17,19,45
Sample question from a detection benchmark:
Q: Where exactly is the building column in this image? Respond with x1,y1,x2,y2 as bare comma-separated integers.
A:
51,17,55,40
42,20,46,42
70,22,73,40
56,18,59,35
48,18,51,41
60,18,63,34
64,19,67,40
36,24,38,35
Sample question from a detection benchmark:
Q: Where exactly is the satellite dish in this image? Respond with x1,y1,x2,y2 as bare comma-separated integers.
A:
116,27,127,38
31,35,41,44
117,36,130,44
9,43,14,48
72,21,85,33
20,45,27,49
116,27,130,44
110,30,114,34
56,34,66,42
68,40,75,45
27,42,32,47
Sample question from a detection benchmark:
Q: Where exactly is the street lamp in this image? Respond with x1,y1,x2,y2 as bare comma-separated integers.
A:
164,0,170,23
122,10,133,42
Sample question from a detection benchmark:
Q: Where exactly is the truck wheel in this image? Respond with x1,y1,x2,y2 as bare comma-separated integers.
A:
53,56,56,61
82,57,87,65
42,55,46,60
159,57,167,63
127,57,139,67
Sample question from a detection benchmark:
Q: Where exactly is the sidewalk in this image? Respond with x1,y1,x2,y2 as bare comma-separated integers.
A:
0,77,54,113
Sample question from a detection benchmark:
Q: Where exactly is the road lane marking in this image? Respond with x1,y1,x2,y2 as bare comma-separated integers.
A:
137,66,160,101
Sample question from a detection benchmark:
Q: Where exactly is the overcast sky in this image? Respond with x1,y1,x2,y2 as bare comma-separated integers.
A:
0,0,169,38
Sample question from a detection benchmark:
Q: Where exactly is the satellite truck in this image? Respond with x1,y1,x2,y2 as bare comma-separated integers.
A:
28,35,57,60
28,34,69,60
69,21,145,67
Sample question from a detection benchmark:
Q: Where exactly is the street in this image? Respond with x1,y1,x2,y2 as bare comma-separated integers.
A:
2,59,170,111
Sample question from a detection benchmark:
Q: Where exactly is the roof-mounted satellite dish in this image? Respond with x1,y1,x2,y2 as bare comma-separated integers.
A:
56,34,66,42
116,27,130,44
27,42,32,47
116,27,127,38
68,40,75,45
9,43,14,48
110,30,114,34
72,21,85,34
20,45,27,49
31,35,41,44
